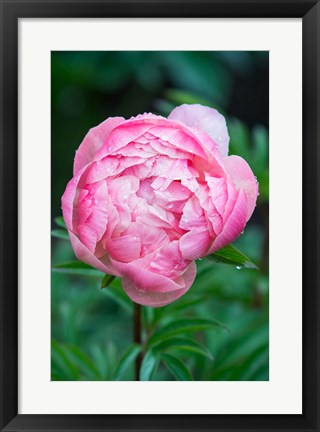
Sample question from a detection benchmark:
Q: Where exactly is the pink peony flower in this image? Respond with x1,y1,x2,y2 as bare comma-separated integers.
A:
62,104,258,307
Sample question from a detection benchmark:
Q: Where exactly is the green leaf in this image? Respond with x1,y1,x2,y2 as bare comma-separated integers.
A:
51,340,79,380
161,51,231,105
90,342,118,381
147,318,227,348
209,317,269,381
162,353,193,381
154,337,213,360
113,344,142,381
156,296,204,319
51,341,102,381
90,346,109,380
100,280,133,313
250,363,269,381
207,244,258,270
51,229,70,240
252,125,268,172
52,261,103,277
101,274,116,289
165,88,215,110
143,306,155,328
228,343,269,381
229,119,250,160
54,216,67,229
64,345,101,380
140,350,158,381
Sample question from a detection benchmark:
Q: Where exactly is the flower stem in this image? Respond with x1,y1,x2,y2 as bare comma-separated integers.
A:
133,302,142,380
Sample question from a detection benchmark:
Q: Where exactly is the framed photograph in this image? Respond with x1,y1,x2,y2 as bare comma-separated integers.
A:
0,0,319,431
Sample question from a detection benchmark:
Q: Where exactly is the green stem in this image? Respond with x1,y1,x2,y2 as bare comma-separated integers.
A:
133,302,142,380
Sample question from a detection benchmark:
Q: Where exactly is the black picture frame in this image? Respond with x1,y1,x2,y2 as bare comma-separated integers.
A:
1,1,319,431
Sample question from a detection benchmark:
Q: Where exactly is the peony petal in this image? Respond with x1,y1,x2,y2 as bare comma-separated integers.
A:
135,201,177,231
85,155,145,184
121,261,197,307
61,178,78,231
61,164,88,231
206,176,228,216
209,188,248,253
78,181,108,242
74,117,125,174
149,138,191,160
179,196,206,230
78,223,97,253
150,125,208,160
151,157,198,180
222,180,238,223
136,178,156,204
100,196,119,239
110,255,188,294
112,204,132,236
112,142,156,158
168,104,230,157
68,231,118,275
180,228,212,260
123,158,154,179
123,222,169,256
147,241,190,278
108,175,140,201
129,113,165,122
223,155,258,220
106,235,142,263
85,158,119,184
95,122,154,159
154,181,191,213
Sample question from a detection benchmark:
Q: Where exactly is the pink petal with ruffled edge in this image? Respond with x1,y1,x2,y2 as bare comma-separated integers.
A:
180,228,212,260
73,117,125,175
179,196,206,230
106,235,142,263
209,188,248,253
206,176,228,216
108,175,140,202
78,181,108,239
121,261,197,307
149,126,208,161
95,122,156,160
123,222,169,256
223,155,259,220
147,241,189,278
110,251,190,294
168,104,230,157
61,164,89,231
77,224,97,253
68,231,119,276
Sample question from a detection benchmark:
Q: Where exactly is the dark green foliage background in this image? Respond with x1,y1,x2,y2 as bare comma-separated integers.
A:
51,51,269,381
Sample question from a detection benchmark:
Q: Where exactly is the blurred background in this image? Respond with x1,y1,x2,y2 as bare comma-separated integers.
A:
51,51,269,381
